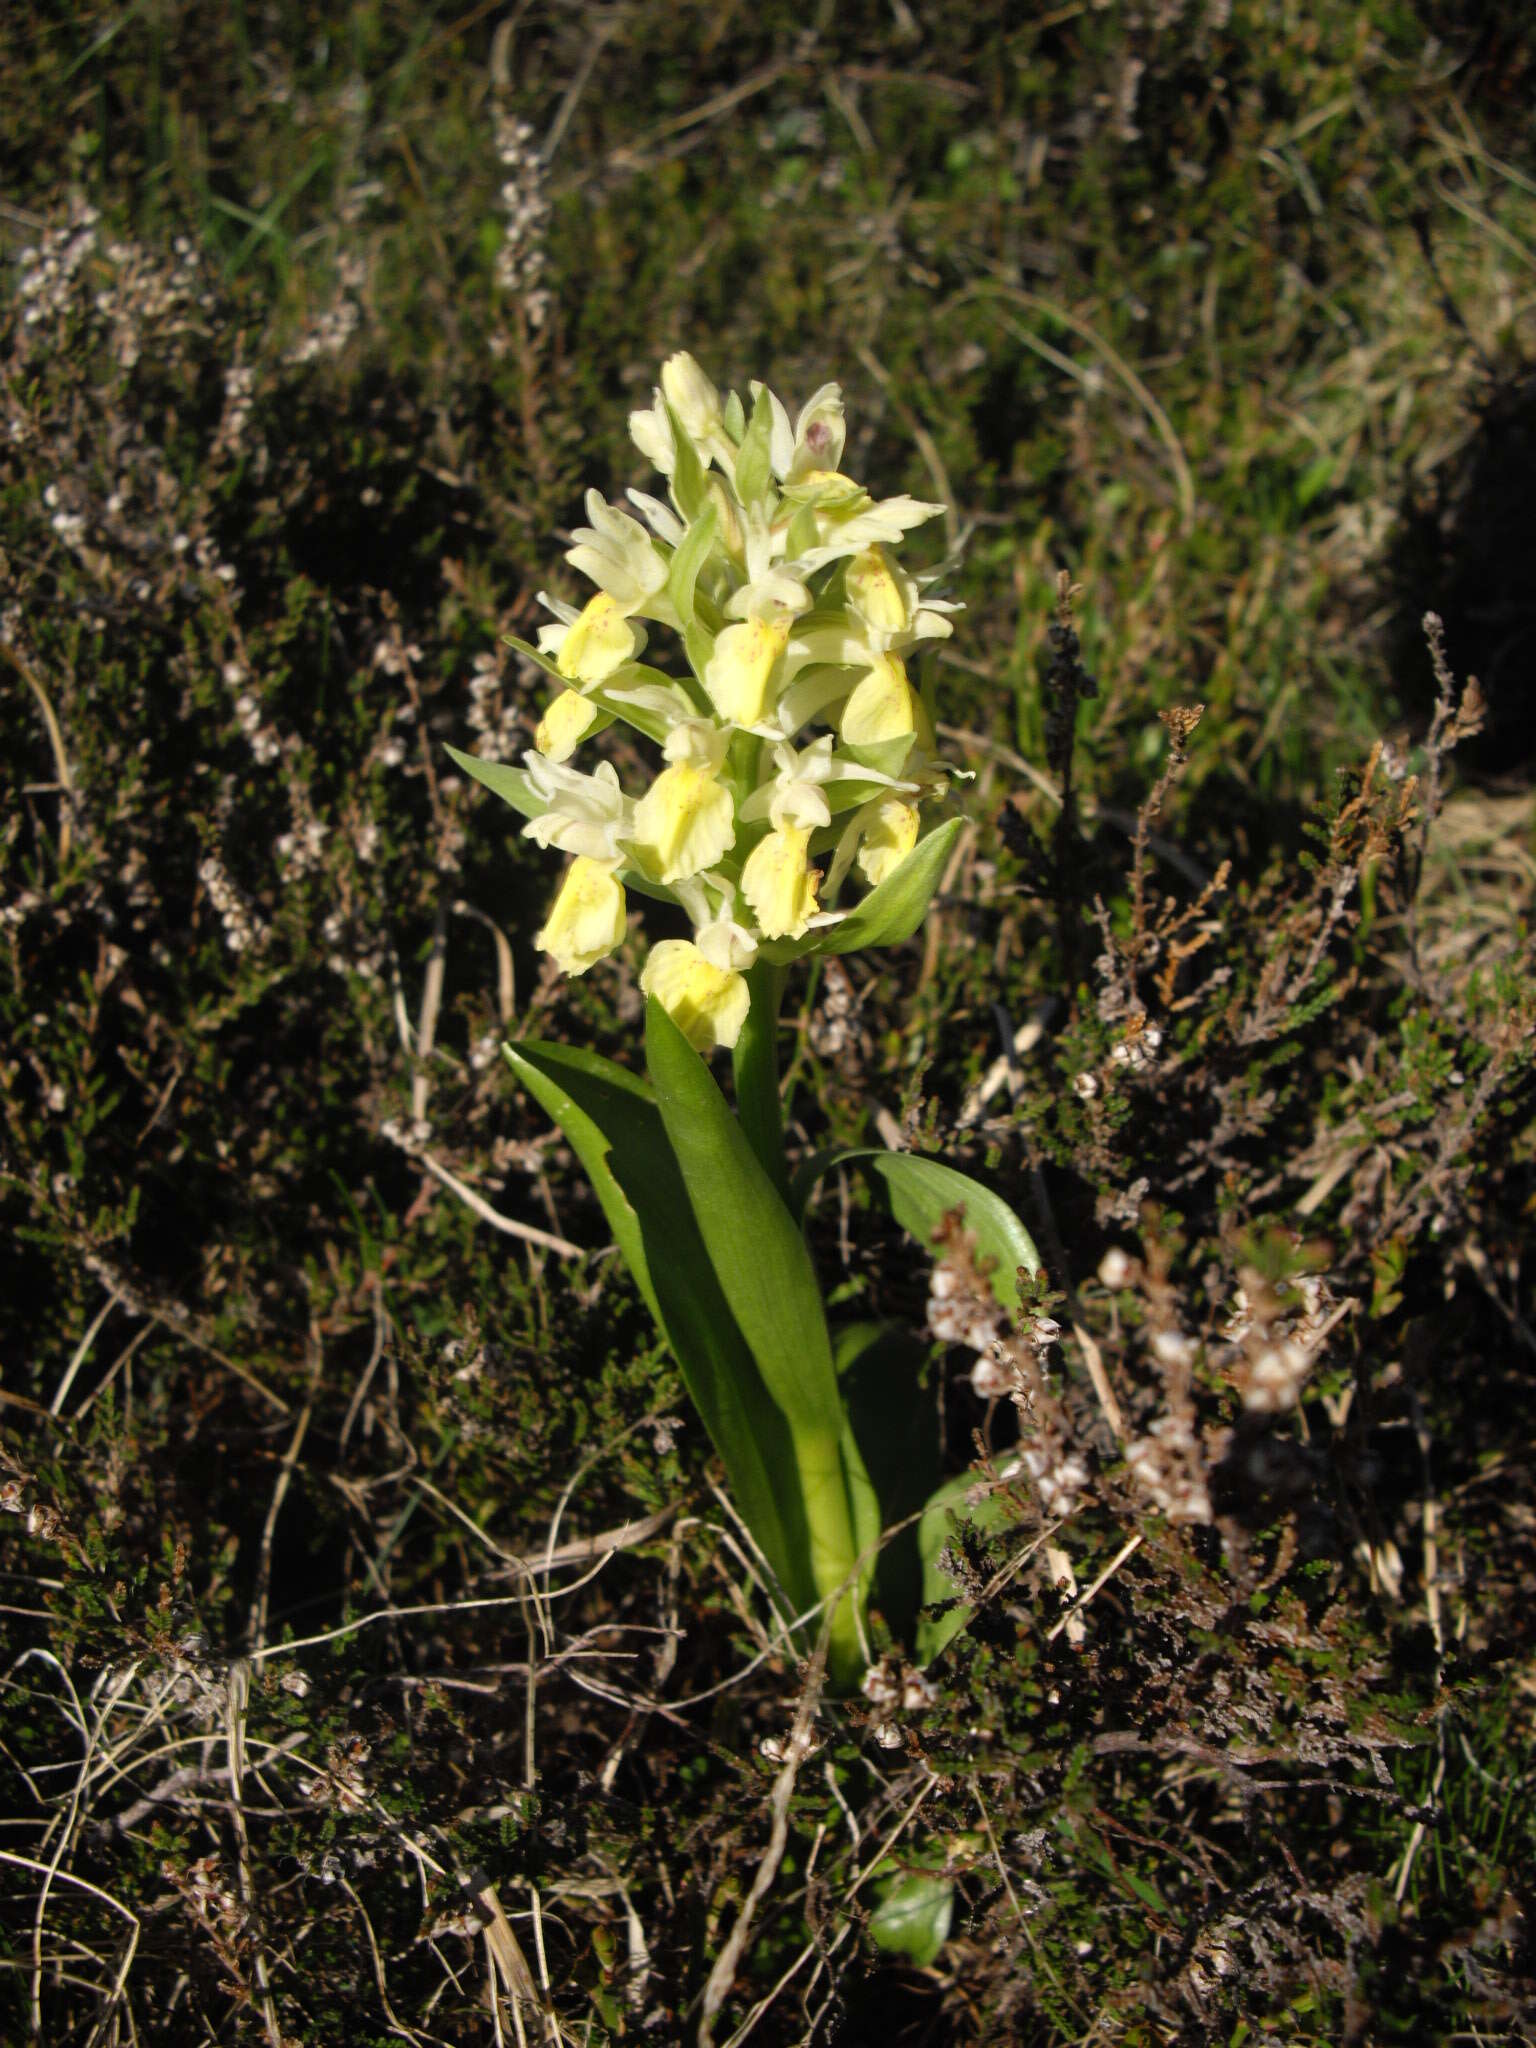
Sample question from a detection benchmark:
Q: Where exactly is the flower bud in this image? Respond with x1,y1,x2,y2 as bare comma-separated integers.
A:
660,351,722,443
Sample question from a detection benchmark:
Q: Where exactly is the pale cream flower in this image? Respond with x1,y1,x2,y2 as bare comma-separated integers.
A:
536,857,627,975
521,754,632,863
627,387,676,475
641,938,750,1051
565,491,669,612
660,351,722,443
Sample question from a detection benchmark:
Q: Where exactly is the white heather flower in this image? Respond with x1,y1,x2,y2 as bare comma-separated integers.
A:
969,1351,1015,1400
1073,1071,1100,1101
1098,1248,1133,1288
1243,1339,1311,1414
1151,1329,1197,1370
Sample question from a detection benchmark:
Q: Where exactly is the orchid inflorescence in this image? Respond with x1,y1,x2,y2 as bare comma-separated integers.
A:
467,351,961,1051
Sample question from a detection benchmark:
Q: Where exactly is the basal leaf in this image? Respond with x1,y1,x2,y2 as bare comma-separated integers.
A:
867,1871,954,1965
504,1039,814,1613
793,1150,1040,1314
644,1001,841,1440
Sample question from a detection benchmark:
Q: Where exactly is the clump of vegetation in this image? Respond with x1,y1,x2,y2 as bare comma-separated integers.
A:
2,5,1534,2043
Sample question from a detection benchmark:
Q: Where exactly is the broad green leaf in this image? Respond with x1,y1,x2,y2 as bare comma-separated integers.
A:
730,960,789,1203
867,1871,954,1965
504,1039,814,1613
644,1002,842,1441
835,1321,937,1639
722,388,745,441
644,999,863,1674
792,1150,1040,1314
665,500,719,633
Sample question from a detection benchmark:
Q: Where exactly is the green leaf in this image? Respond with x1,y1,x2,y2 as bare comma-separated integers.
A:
667,400,707,519
722,389,746,441
644,1002,841,1441
504,1039,815,1614
867,1872,954,1965
666,500,719,634
644,999,864,1676
445,745,540,820
792,1151,1040,1314
734,385,774,506
835,1322,937,1639
914,1471,1017,1665
786,502,820,557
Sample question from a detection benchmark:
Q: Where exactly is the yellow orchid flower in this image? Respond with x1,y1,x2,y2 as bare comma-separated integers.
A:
631,760,735,884
855,798,919,885
841,652,918,747
555,592,640,683
704,615,791,726
535,688,601,764
741,824,820,940
535,857,627,975
640,938,750,1051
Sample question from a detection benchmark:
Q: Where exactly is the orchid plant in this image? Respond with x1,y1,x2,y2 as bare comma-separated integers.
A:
450,355,1040,1686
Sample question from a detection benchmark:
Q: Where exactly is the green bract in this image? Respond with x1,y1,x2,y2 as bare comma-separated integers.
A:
458,356,1041,1688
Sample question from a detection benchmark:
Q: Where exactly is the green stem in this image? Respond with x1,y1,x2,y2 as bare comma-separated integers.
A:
733,958,789,1208
791,1421,867,1687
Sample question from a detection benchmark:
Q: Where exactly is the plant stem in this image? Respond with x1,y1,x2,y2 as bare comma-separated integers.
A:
792,1421,866,1687
733,958,790,1207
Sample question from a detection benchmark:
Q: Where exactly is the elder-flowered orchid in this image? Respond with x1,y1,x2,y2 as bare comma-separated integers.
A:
457,356,1047,1715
